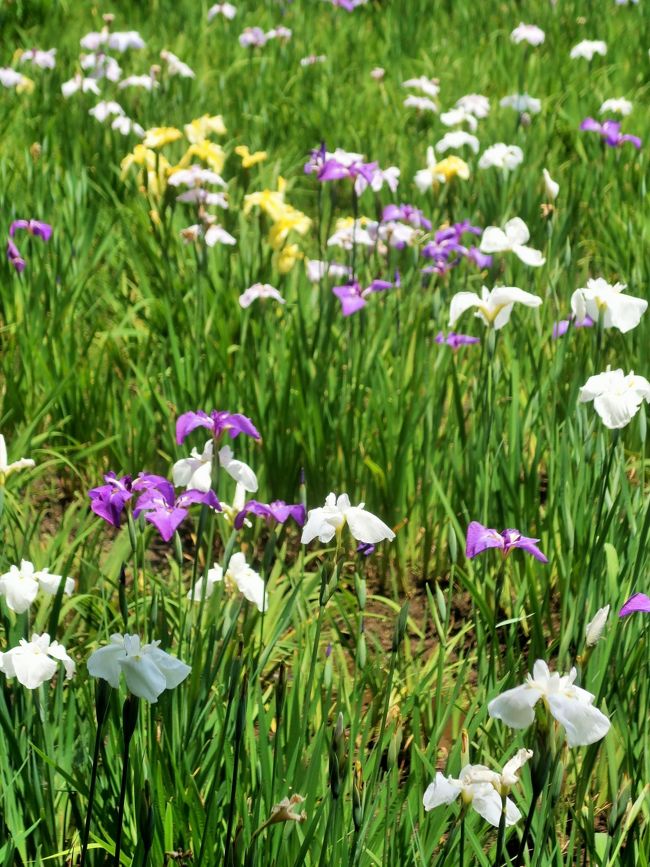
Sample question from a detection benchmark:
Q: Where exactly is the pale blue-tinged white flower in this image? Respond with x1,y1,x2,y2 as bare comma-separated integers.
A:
579,368,650,429
111,116,145,137
173,439,257,493
571,278,647,334
118,74,158,91
0,560,74,613
208,2,237,19
480,218,545,267
61,74,101,97
87,634,190,702
0,633,75,689
89,100,124,123
570,40,607,60
160,50,195,78
600,98,632,116
0,434,35,483
301,493,395,546
478,143,523,170
403,95,438,113
510,23,545,45
586,606,610,647
489,660,611,747
402,75,440,99
440,106,478,131
19,48,57,69
500,93,541,114
543,168,559,200
187,551,267,611
436,130,480,154
449,285,542,330
239,283,286,309
80,52,122,82
455,93,490,118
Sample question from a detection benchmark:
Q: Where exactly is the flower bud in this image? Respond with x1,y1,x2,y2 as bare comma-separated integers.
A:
352,762,364,830
122,694,139,747
354,574,366,610
586,605,610,647
447,523,458,563
356,629,366,670
138,779,155,856
324,644,333,690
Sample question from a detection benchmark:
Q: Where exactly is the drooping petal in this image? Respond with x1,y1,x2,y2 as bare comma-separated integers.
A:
465,521,504,558
513,244,545,267
449,291,480,327
9,646,58,689
547,693,611,747
422,773,462,810
87,637,127,688
345,506,395,544
619,592,650,617
119,653,168,702
145,646,192,690
479,227,509,254
488,684,540,728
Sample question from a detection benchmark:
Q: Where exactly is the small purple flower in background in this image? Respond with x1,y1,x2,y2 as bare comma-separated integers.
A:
234,499,306,530
10,219,53,241
466,521,548,563
435,332,480,350
356,542,376,556
619,593,650,617
6,219,52,273
176,410,261,445
332,277,395,316
580,118,642,149
134,486,220,541
239,26,267,47
88,473,133,527
7,238,25,272
382,204,432,231
552,315,595,339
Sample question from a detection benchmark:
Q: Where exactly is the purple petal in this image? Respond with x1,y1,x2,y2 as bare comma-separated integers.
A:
6,238,26,273
620,134,642,149
466,521,504,558
340,294,367,316
367,279,393,293
145,507,188,542
318,159,350,182
580,117,603,134
619,593,650,618
132,473,175,505
176,410,213,444
508,532,548,563
177,489,221,511
214,411,261,440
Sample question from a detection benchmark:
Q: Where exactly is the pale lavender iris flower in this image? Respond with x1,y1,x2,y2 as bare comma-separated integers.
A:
382,204,432,231
10,219,53,241
580,118,642,149
176,410,261,444
619,593,650,617
466,521,548,563
7,238,25,272
422,222,490,275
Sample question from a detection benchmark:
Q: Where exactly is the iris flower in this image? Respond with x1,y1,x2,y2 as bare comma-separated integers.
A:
489,660,611,747
332,277,394,316
234,499,305,530
599,98,632,116
466,521,548,562
571,278,647,333
0,434,35,482
176,410,261,445
579,368,650,429
134,485,220,541
435,332,480,349
87,634,190,703
510,23,545,45
478,143,523,170
301,493,395,546
455,93,490,118
173,439,257,493
580,118,641,149
570,40,607,60
89,472,133,527
239,283,285,309
0,560,74,613
208,2,237,19
449,285,542,330
0,633,75,689
479,218,545,267
187,552,267,610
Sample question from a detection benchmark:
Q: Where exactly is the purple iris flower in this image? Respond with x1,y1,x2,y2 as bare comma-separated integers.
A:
234,499,306,530
580,118,642,149
134,486,221,542
466,521,548,563
435,332,481,350
7,238,25,273
332,277,394,316
10,219,53,241
422,222,490,275
552,315,595,339
176,410,261,445
356,542,376,556
382,204,432,231
619,593,650,618
88,473,133,527
319,158,378,187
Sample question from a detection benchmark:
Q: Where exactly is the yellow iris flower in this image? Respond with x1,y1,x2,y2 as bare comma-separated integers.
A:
184,114,227,144
142,127,183,149
16,76,35,95
121,145,171,195
235,145,268,168
433,156,470,183
175,139,226,174
274,243,302,274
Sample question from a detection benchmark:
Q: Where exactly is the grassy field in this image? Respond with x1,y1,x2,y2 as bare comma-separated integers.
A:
0,0,649,864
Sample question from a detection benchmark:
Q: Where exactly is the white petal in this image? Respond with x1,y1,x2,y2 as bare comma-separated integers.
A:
492,303,515,330
593,391,642,429
513,244,545,267
605,295,647,334
547,694,611,747
490,286,543,309
87,639,126,688
119,654,168,702
579,370,622,402
504,218,530,247
422,773,462,810
449,291,480,327
47,641,76,678
219,446,258,492
479,227,510,254
345,506,395,543
8,645,57,689
488,684,540,728
144,646,191,690
470,786,506,827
